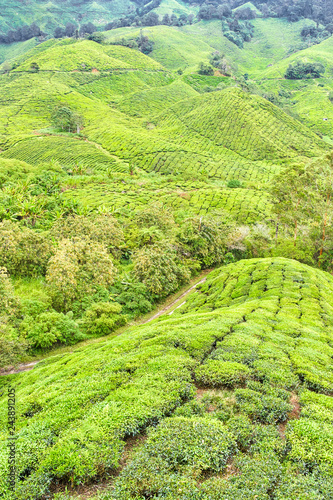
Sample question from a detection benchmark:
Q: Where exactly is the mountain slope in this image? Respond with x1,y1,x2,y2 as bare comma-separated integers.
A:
1,258,333,497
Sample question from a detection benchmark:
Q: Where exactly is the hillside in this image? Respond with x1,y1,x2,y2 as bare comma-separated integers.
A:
1,12,333,500
1,258,333,498
0,0,135,32
105,17,316,74
0,38,327,182
102,20,333,138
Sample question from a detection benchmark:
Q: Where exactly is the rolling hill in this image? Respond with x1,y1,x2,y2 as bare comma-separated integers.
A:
1,258,333,498
0,9,333,500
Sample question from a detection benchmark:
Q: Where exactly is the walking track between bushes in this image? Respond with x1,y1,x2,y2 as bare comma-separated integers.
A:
0,274,208,377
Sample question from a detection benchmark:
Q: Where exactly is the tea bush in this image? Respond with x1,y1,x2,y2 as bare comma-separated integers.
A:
195,360,252,388
113,417,236,498
1,258,333,495
235,388,292,424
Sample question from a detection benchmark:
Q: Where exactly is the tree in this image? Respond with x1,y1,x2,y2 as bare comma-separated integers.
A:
217,4,232,18
65,23,76,37
54,27,65,38
0,268,27,368
198,62,214,75
178,14,188,26
308,153,333,267
88,32,106,44
46,238,118,312
128,203,176,248
80,22,96,36
1,61,11,74
51,105,84,133
80,302,126,337
137,35,154,54
29,62,39,73
285,61,325,79
161,13,170,25
170,14,179,25
51,214,125,259
133,244,191,298
0,221,53,277
270,164,314,246
142,12,159,26
178,215,232,267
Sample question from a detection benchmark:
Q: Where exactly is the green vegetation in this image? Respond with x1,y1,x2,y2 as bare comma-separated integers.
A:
1,258,333,498
0,10,333,498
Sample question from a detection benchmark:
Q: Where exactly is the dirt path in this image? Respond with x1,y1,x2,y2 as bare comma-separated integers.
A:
0,361,39,377
0,275,206,377
144,277,206,323
278,393,301,439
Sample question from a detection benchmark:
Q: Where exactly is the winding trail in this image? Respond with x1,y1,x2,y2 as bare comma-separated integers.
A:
0,275,207,377
144,277,206,323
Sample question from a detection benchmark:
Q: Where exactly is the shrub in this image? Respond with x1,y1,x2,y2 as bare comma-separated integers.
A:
114,417,236,497
112,281,153,318
235,388,292,424
80,302,126,337
195,360,252,388
227,179,242,188
46,238,117,312
173,400,206,418
87,32,106,44
145,417,236,471
20,311,82,348
286,418,333,473
274,473,333,500
226,414,255,451
200,452,282,498
0,222,53,277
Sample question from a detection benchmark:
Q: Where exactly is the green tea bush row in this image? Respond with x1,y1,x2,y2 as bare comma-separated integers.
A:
1,258,333,495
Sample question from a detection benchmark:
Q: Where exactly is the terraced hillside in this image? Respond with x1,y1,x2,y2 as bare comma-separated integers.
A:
103,20,333,141
1,258,333,498
258,36,333,138
0,36,328,228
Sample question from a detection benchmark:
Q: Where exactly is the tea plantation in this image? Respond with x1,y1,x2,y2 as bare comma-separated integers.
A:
0,10,333,499
1,258,333,498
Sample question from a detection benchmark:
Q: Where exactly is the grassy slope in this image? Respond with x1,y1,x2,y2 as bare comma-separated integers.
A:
0,0,134,32
0,38,37,65
1,258,333,497
262,36,333,79
104,18,314,74
153,0,199,17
